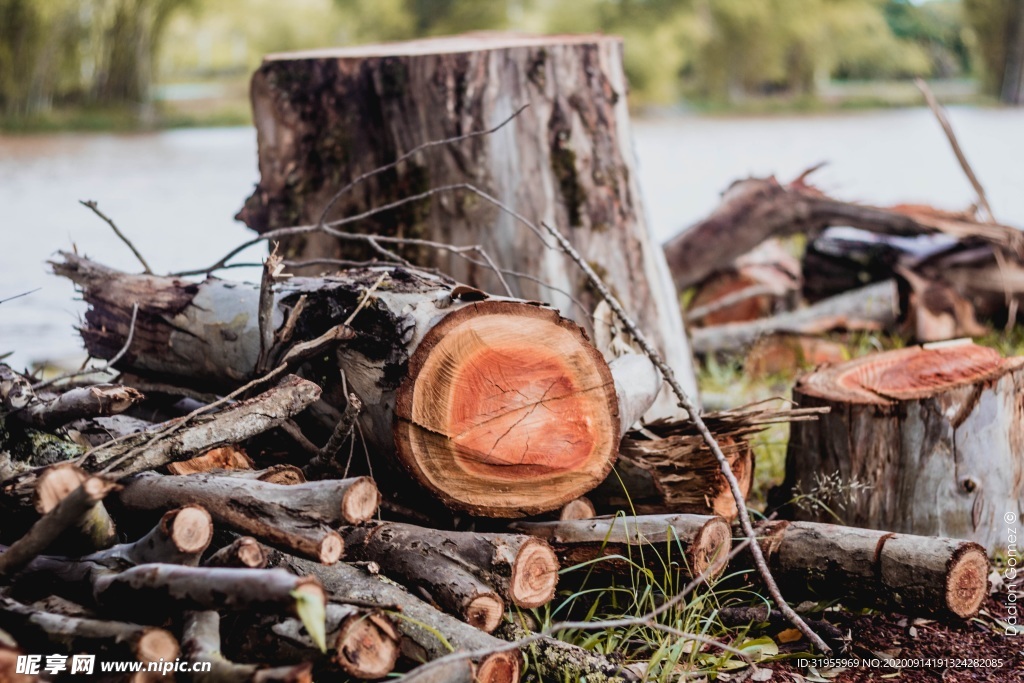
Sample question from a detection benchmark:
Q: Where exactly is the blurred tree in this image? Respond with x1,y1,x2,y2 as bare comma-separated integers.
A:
965,0,1024,103
885,0,971,77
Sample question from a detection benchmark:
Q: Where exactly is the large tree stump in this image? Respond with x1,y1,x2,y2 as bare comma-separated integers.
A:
55,254,661,518
237,33,699,418
775,341,1024,552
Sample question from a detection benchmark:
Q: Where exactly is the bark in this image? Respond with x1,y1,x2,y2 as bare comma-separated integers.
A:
0,596,179,662
736,520,989,619
775,341,1024,553
181,610,313,683
217,465,307,485
230,603,400,679
34,463,117,552
690,280,900,354
271,554,521,683
56,254,658,517
117,472,347,564
86,506,213,567
392,660,476,683
1,375,322,507
93,565,327,622
0,364,33,411
240,34,700,418
509,514,731,579
494,621,638,683
0,476,119,577
341,522,559,630
204,536,268,569
663,174,1024,292
16,384,143,429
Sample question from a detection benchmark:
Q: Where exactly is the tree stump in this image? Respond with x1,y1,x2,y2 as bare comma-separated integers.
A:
776,341,1024,552
237,33,699,418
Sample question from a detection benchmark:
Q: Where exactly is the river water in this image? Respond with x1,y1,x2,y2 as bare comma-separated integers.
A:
2,107,1022,369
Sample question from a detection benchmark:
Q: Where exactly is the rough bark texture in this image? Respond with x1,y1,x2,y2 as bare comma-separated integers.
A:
117,472,345,564
238,33,699,418
272,554,521,683
342,521,559,625
510,513,731,579
494,621,638,683
0,596,179,662
775,342,1024,553
56,254,658,517
736,520,989,619
182,610,313,683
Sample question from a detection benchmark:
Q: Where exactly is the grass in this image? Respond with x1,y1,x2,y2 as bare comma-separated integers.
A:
510,326,1024,680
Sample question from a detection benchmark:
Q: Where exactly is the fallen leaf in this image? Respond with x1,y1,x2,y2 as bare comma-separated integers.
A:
777,628,803,643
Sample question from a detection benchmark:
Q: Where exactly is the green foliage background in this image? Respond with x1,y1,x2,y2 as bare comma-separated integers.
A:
0,0,1014,126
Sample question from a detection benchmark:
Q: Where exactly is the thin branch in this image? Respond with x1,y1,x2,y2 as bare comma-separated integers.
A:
32,303,138,391
0,288,41,305
914,78,995,223
79,200,153,274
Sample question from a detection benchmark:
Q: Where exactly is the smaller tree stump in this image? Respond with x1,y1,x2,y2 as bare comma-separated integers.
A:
776,341,1024,552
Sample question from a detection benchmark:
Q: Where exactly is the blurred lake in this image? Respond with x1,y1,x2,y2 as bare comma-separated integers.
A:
2,106,1023,369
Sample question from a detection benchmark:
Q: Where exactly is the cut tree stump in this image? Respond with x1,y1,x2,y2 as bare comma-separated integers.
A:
237,33,699,419
775,341,1024,552
56,255,661,517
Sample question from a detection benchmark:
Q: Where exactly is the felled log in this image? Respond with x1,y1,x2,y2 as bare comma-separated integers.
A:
557,497,597,521
239,33,700,418
231,603,401,679
34,463,117,552
273,555,521,683
0,475,119,577
510,514,731,579
204,536,269,569
775,341,1024,552
220,465,308,485
116,472,371,564
341,522,559,632
690,280,900,355
56,255,660,517
0,596,179,663
16,384,143,430
86,506,213,567
736,520,989,619
182,610,313,683
663,172,1024,292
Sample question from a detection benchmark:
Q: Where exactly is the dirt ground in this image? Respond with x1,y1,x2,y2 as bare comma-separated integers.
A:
747,591,1023,682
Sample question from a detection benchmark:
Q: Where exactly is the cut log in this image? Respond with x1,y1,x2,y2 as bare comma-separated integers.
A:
510,513,731,579
56,254,659,517
117,472,348,564
204,536,269,569
690,280,900,355
0,596,179,662
34,463,117,552
340,522,559,629
271,554,521,683
735,520,989,619
775,341,1024,552
239,33,700,419
182,610,313,683
166,445,255,475
86,506,213,567
218,465,307,485
231,602,401,679
558,497,596,521
15,384,143,430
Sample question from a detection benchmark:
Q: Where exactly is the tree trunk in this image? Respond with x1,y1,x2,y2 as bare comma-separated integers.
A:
774,341,1024,553
735,520,989,619
238,33,699,418
55,254,660,518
